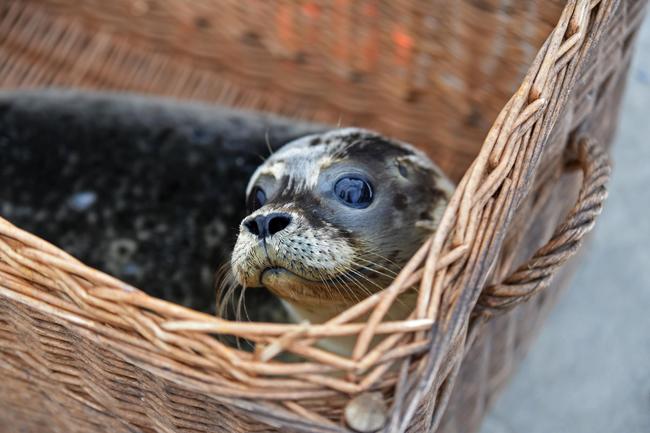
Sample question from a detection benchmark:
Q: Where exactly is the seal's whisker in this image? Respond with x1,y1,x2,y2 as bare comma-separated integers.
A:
346,268,385,293
356,267,397,285
215,264,238,318
351,256,399,278
331,280,362,304
219,283,236,318
355,246,402,267
346,263,412,309
346,275,376,300
349,264,397,284
313,267,339,300
264,129,274,157
236,286,250,322
329,274,357,303
330,271,370,302
320,272,339,301
362,246,402,262
338,265,383,296
350,255,401,280
328,265,363,302
317,265,366,303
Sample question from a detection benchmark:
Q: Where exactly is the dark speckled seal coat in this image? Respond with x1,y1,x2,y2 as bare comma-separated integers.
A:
230,128,454,332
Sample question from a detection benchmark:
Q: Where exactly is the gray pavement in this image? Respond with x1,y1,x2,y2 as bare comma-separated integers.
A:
480,12,650,433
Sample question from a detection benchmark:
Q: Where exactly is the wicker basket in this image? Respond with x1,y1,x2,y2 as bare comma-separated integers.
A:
0,0,646,432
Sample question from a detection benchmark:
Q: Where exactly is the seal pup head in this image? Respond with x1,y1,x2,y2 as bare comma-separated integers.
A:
229,128,454,319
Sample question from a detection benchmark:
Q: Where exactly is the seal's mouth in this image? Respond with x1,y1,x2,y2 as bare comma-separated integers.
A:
260,267,357,305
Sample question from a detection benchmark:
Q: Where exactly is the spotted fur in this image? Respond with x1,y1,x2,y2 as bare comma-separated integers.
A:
228,127,454,326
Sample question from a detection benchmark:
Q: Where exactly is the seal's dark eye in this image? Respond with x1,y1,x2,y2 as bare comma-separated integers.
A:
334,176,373,209
247,186,267,212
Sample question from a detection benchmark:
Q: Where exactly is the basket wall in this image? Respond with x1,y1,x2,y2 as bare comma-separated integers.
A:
1,0,570,182
0,1,646,433
439,3,643,429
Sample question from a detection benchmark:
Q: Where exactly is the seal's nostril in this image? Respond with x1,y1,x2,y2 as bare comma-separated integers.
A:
244,218,261,237
267,214,291,235
244,213,291,239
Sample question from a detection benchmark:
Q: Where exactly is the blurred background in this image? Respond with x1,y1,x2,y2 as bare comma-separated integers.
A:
481,12,650,433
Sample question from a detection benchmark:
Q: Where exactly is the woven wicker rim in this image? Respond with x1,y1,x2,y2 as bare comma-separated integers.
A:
0,0,614,429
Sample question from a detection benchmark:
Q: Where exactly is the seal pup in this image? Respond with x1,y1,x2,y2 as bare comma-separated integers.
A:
224,128,454,353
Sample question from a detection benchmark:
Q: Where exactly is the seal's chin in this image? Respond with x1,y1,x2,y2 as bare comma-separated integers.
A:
260,267,347,306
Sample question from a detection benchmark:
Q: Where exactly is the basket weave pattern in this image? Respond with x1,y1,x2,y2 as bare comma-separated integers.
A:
0,0,647,432
0,0,568,181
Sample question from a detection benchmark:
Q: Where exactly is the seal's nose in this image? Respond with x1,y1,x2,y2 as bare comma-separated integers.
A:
243,212,292,239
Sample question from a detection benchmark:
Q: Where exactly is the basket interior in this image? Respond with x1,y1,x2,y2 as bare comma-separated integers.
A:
0,90,323,316
4,0,567,181
0,2,571,322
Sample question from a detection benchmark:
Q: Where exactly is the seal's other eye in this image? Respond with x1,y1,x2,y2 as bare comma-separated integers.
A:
334,176,373,209
247,186,267,212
